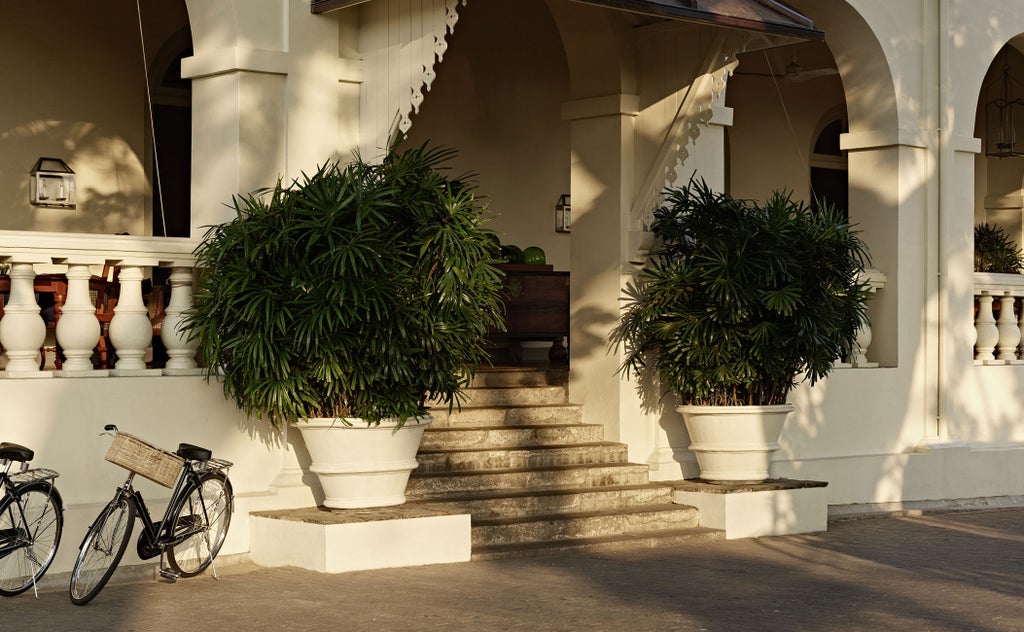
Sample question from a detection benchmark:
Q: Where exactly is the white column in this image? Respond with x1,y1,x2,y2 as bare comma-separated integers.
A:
0,263,46,372
55,264,101,371
161,267,198,370
996,293,1021,362
108,266,152,371
974,292,998,362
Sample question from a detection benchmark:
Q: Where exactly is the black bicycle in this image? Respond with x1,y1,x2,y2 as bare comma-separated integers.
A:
0,442,63,597
69,425,233,605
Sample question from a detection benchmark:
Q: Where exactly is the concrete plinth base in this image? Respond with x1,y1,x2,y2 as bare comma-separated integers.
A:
672,479,828,540
250,504,472,573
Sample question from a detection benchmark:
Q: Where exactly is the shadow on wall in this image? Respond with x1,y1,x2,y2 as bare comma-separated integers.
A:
0,121,148,234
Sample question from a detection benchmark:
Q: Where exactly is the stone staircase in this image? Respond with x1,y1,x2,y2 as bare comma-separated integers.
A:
410,367,722,559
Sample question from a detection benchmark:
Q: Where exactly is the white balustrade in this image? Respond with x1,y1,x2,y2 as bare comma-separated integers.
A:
56,264,101,371
0,263,47,373
161,267,199,371
973,272,1024,364
0,230,199,377
108,266,152,371
844,269,887,368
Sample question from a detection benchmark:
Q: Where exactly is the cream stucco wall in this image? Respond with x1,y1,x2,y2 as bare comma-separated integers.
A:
401,0,572,271
0,2,154,234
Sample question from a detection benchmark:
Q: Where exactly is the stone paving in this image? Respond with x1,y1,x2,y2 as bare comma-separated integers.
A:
2,508,1023,631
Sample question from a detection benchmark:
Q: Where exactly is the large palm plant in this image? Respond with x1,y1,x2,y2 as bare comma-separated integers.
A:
186,144,505,427
611,179,871,407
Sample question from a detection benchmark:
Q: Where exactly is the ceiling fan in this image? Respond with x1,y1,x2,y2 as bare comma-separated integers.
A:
734,54,840,83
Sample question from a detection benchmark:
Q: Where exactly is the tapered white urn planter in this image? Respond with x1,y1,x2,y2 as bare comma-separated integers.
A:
676,404,794,482
292,415,433,509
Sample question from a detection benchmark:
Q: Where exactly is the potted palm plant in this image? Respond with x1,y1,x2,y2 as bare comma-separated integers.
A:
186,144,504,507
611,179,871,482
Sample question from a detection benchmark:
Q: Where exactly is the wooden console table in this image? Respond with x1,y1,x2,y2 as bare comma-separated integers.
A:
490,264,569,365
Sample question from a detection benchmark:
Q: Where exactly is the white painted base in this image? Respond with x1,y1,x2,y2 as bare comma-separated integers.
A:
249,511,472,573
673,483,828,540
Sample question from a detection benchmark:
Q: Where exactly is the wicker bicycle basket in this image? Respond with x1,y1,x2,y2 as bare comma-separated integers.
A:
104,433,184,488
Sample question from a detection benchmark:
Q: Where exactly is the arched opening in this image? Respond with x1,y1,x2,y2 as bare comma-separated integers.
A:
975,42,1024,248
149,28,194,239
810,110,849,219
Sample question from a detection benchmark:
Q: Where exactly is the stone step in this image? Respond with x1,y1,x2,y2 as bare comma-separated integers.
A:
470,368,568,389
472,504,701,547
452,385,568,407
420,424,605,450
416,442,629,473
407,462,652,497
429,404,583,427
471,526,723,561
409,483,675,519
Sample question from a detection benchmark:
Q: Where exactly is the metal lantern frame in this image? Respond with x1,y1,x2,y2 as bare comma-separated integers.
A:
986,60,1024,158
29,157,77,208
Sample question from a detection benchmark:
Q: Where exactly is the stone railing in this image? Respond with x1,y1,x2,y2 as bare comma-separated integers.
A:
0,230,199,376
973,272,1024,364
837,268,887,368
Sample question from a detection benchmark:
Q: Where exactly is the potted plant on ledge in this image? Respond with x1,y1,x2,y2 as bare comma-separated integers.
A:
611,179,871,482
186,144,504,508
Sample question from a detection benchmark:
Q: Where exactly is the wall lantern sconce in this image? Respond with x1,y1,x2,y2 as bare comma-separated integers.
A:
986,62,1024,158
555,194,571,233
29,157,76,208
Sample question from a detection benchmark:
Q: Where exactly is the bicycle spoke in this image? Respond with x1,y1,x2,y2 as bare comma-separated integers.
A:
168,473,232,577
69,496,134,605
0,484,63,597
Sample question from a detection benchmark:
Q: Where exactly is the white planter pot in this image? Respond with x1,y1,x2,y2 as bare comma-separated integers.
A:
292,415,433,509
676,404,794,483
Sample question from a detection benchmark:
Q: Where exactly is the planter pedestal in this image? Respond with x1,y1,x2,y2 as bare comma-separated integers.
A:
292,415,432,509
672,479,828,539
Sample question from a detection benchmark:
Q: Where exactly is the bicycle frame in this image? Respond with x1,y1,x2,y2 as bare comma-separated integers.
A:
91,460,220,556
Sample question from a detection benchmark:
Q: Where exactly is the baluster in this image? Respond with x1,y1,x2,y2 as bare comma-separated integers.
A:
996,293,1021,362
975,292,998,362
0,263,46,372
108,266,153,371
55,264,101,371
161,267,198,371
1018,297,1024,361
850,319,874,367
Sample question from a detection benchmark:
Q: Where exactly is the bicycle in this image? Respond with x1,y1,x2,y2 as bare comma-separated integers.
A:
69,425,233,606
0,442,63,598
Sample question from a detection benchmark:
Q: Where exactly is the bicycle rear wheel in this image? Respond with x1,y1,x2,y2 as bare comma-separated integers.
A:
167,472,232,577
69,495,135,605
0,482,63,596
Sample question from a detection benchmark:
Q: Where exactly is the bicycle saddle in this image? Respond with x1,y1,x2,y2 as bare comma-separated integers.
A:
176,443,212,462
0,443,33,463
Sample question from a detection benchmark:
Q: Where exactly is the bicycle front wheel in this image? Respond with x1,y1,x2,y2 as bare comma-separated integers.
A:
167,472,233,577
69,495,135,605
0,482,63,596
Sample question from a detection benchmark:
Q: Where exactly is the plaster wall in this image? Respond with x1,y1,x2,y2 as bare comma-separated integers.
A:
401,0,572,270
0,1,150,235
725,67,846,202
0,376,314,577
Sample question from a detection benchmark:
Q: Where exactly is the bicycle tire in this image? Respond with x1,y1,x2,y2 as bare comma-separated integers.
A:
69,495,135,605
0,482,63,596
167,472,233,577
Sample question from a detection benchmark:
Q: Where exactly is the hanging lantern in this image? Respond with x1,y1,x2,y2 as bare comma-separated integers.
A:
29,158,77,208
986,63,1024,158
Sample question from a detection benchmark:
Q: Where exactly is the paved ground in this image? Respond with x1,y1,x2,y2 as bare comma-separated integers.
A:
2,508,1023,631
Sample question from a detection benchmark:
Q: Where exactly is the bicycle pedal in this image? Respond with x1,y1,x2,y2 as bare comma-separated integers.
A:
159,568,180,582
